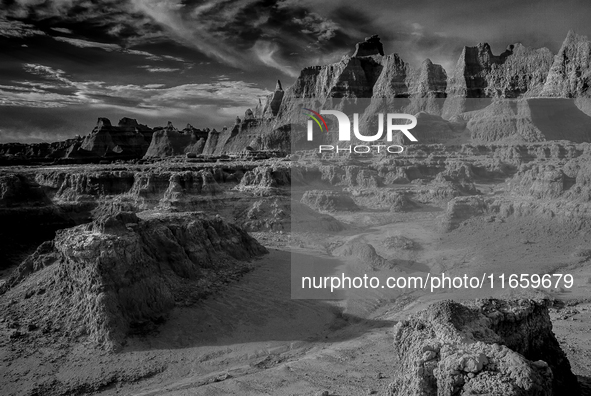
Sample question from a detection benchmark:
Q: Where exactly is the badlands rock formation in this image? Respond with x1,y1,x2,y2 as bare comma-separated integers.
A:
541,31,591,99
277,32,591,146
444,43,553,100
390,299,580,396
2,138,589,394
0,211,267,350
3,32,591,162
136,121,219,158
71,117,151,159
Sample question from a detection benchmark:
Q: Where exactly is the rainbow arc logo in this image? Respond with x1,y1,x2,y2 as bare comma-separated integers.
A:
302,108,328,133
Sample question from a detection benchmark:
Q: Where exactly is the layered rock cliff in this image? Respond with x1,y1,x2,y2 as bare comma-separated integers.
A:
445,43,553,99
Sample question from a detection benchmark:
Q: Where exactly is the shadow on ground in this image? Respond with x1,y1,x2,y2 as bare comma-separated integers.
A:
125,249,395,352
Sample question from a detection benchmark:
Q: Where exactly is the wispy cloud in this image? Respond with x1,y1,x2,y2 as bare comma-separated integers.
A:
253,41,299,77
162,55,184,62
0,88,88,108
52,36,185,62
50,27,73,34
0,17,45,38
1,0,166,48
138,66,181,72
1,62,271,110
23,64,71,84
53,36,121,51
127,0,352,76
1,0,358,76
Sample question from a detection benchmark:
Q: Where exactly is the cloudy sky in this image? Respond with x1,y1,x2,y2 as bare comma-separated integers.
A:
1,0,590,142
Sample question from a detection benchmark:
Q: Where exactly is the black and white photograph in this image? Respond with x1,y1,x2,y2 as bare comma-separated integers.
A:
1,0,591,395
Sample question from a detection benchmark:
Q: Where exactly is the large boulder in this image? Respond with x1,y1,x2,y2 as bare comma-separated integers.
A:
389,299,580,396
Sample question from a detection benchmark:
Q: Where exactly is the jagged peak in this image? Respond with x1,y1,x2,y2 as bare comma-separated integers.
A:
381,53,407,67
419,59,447,73
417,59,446,77
560,30,590,48
275,80,283,91
477,42,492,51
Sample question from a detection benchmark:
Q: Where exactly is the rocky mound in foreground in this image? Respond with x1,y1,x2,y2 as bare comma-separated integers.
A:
0,212,267,350
389,299,579,396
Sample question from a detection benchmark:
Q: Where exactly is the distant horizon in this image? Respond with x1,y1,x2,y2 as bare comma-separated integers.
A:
1,0,590,143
